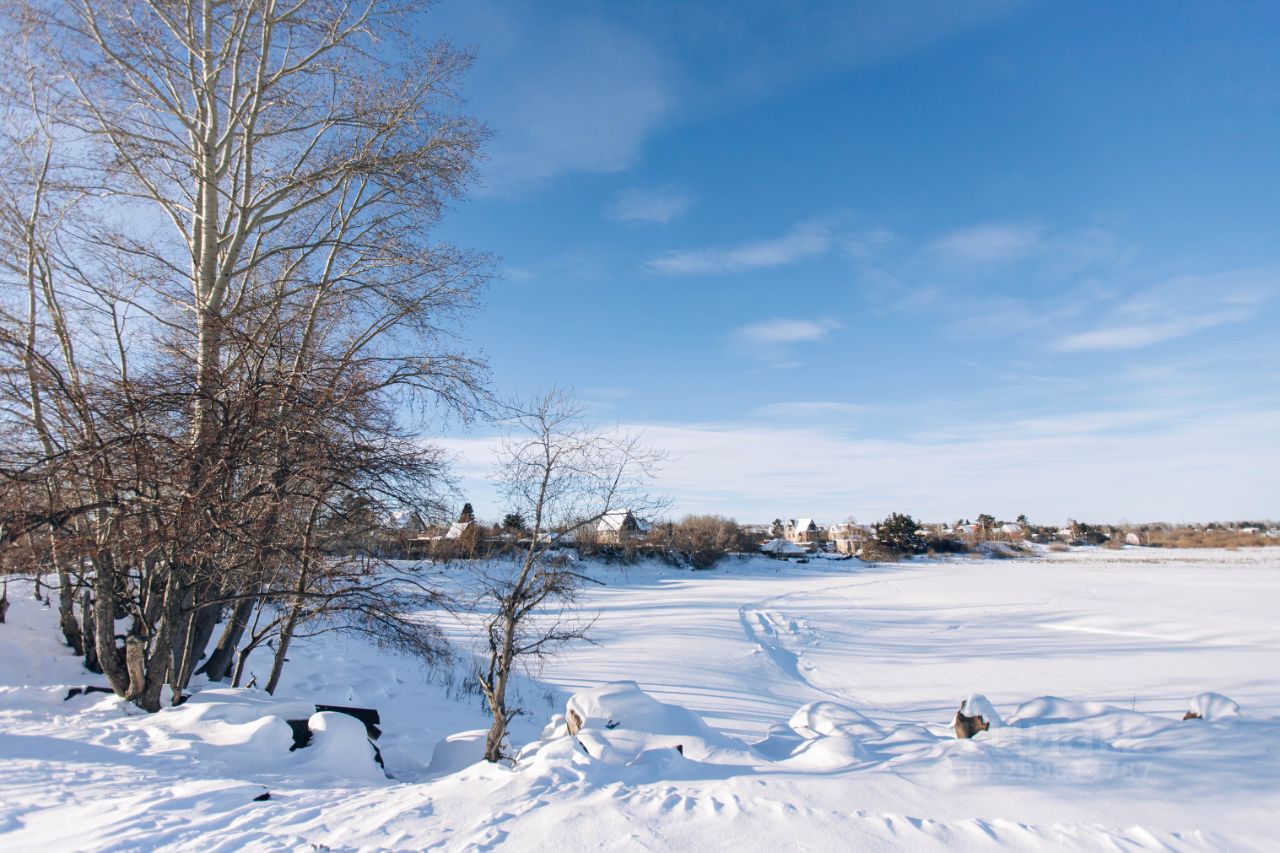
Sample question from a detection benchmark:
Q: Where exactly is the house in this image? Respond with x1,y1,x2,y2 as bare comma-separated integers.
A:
387,510,426,536
999,522,1025,540
827,521,873,555
594,510,651,544
785,518,821,544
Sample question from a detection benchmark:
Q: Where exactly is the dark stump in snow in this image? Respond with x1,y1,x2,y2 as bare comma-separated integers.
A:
286,719,313,750
953,704,991,738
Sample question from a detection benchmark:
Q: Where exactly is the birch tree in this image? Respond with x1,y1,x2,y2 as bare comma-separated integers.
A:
0,0,488,709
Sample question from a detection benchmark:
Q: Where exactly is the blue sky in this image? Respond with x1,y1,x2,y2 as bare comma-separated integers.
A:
424,0,1280,525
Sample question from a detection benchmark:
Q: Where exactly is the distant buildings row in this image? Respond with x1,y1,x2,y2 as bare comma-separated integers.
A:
375,510,1280,556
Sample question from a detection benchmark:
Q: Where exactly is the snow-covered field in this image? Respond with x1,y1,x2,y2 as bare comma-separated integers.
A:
2,547,1278,851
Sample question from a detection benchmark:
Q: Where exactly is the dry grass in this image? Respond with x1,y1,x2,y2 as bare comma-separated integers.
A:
1142,529,1274,549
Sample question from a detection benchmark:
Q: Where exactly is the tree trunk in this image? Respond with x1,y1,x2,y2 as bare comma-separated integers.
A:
80,589,101,673
483,611,517,763
57,570,84,656
231,641,254,688
124,636,146,700
264,605,300,695
199,597,253,681
92,554,129,695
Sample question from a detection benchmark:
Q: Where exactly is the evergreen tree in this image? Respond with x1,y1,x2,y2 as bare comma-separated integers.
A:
458,502,475,523
875,513,926,554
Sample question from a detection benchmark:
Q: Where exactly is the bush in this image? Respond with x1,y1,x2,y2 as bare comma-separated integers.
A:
858,539,903,562
923,535,969,555
661,515,745,569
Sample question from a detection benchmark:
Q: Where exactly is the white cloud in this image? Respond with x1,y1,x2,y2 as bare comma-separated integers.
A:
732,318,840,346
605,186,691,224
453,12,672,192
437,402,1280,524
645,223,832,276
433,1,1031,190
844,227,898,260
754,401,874,418
930,223,1044,262
1051,269,1275,353
1052,312,1249,352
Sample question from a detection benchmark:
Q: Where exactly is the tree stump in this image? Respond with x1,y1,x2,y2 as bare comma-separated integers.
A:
953,702,991,738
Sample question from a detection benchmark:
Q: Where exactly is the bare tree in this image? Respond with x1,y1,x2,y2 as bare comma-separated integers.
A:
0,0,489,709
659,514,746,569
475,389,664,763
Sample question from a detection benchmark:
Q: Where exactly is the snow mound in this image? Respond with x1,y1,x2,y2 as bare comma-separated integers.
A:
304,711,386,781
768,701,882,767
163,687,313,727
1186,692,1241,721
557,681,748,764
959,693,1005,728
145,688,300,761
427,729,488,776
1007,695,1115,726
760,538,806,555
790,700,884,739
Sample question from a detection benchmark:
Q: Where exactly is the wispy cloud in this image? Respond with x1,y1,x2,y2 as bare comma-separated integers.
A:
1053,312,1250,352
754,401,874,418
930,223,1044,262
447,11,671,192
645,223,832,276
844,227,898,260
732,318,840,345
1051,269,1276,353
605,185,691,224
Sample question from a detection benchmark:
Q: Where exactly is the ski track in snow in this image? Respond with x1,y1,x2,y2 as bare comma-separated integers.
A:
2,547,1280,851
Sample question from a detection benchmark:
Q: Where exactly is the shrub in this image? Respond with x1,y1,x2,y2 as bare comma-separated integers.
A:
662,515,744,569
857,539,903,562
923,535,970,554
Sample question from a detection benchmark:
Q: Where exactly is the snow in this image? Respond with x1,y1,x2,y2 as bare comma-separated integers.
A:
2,546,1280,850
759,537,805,555
959,693,1005,727
303,711,386,782
1186,692,1241,721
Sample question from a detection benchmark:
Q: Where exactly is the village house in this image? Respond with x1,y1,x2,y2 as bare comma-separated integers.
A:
593,510,652,544
827,521,873,555
784,518,821,545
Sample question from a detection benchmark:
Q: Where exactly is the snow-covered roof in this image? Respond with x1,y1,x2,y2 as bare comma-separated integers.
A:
761,538,806,555
1001,523,1024,534
597,510,650,533
387,510,425,532
793,518,817,531
444,520,474,540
